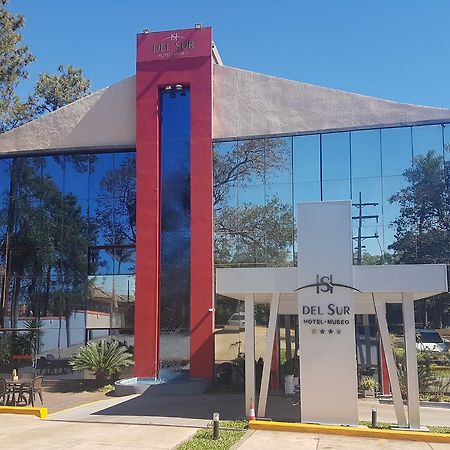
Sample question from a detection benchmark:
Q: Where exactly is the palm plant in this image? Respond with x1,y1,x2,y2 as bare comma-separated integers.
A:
393,347,436,398
69,340,133,382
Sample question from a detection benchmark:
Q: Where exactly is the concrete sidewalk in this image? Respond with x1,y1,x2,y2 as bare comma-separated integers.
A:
45,392,450,429
0,414,197,450
237,430,450,450
2,415,448,450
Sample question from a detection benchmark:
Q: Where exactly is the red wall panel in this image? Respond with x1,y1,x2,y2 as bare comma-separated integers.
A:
135,28,214,379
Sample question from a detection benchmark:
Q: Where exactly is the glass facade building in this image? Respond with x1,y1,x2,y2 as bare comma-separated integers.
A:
1,121,449,365
0,27,448,384
213,123,450,271
0,151,136,356
213,122,450,351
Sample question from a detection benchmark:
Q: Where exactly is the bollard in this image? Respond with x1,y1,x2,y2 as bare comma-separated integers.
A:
371,404,377,428
213,412,220,440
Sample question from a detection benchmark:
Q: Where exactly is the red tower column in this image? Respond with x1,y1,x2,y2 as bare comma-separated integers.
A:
134,28,214,379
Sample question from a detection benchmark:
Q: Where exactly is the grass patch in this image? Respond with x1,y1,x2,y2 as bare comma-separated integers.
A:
177,420,247,449
360,421,450,434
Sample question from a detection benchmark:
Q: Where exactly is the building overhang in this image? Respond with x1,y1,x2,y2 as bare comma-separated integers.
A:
216,264,449,315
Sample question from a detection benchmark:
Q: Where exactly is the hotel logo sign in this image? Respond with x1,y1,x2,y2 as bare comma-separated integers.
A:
296,274,361,294
298,274,357,331
152,33,195,58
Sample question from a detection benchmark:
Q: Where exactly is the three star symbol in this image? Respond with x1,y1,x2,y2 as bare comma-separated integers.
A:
312,328,343,335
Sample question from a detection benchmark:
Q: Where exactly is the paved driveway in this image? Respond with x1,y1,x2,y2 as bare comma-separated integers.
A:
0,414,197,450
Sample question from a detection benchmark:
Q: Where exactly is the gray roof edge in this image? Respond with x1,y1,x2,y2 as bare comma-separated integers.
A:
212,118,450,142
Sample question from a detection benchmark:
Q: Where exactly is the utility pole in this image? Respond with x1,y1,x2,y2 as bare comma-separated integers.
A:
352,192,379,371
352,192,379,265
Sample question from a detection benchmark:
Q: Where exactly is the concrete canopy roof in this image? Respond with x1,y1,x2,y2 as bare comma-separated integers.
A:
1,66,450,154
216,265,449,315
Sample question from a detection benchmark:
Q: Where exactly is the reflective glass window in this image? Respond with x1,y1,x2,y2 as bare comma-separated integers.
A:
351,176,383,264
293,134,320,183
91,199,116,246
444,124,450,163
64,154,90,199
238,184,265,211
351,129,381,179
159,87,191,369
236,139,267,186
88,153,114,199
213,142,238,237
41,155,64,192
412,124,443,158
322,132,351,181
381,127,412,177
293,181,321,203
264,137,291,184
322,179,350,201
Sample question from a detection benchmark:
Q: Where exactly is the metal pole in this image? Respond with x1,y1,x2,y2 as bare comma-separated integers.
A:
213,412,220,440
371,404,377,428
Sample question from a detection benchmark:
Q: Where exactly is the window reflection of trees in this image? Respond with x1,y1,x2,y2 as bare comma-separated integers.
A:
388,147,450,328
0,152,137,342
95,153,136,274
213,138,294,268
0,156,93,343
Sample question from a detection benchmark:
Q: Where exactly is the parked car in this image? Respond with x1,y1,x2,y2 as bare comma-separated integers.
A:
228,313,245,327
416,329,449,353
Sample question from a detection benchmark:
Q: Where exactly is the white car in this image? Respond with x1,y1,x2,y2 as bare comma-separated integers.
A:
228,313,245,327
416,329,449,353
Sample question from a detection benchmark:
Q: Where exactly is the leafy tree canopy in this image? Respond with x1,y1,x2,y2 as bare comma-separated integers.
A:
0,0,35,132
0,0,91,133
389,150,450,264
213,139,293,268
389,149,450,328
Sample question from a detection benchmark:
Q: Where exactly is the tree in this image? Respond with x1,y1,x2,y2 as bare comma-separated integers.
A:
96,154,136,246
213,138,294,327
0,0,92,334
213,138,293,268
0,1,91,132
389,149,450,327
34,64,91,114
0,0,35,132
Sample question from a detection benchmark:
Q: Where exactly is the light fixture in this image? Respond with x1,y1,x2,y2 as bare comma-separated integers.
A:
175,84,183,91
164,85,172,91
194,23,202,29
143,28,151,34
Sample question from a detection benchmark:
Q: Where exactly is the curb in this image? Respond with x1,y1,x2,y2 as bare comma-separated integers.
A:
0,406,48,419
248,420,450,443
377,398,450,410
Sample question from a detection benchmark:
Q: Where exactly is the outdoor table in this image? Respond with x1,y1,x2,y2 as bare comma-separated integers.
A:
6,380,30,406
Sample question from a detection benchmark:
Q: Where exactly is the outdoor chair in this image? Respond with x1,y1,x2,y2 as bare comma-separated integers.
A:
0,378,8,406
18,375,44,407
36,356,48,374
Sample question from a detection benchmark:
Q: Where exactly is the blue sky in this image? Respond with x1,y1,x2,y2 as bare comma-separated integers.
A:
8,1,450,108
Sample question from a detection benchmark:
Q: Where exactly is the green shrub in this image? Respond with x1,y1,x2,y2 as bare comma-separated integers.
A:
393,347,436,397
359,376,379,391
70,340,133,382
